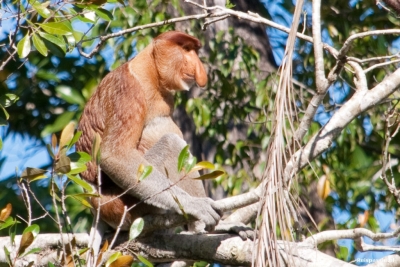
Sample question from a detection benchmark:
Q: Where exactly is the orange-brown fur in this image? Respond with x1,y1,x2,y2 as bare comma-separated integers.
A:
76,32,209,230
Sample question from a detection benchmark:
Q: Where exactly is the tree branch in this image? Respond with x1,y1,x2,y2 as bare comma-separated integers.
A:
284,66,400,183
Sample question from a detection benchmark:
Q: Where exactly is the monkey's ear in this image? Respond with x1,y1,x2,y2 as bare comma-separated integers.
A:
155,31,202,51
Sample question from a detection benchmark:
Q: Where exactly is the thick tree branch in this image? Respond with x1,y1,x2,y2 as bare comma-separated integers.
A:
284,67,400,182
0,233,364,266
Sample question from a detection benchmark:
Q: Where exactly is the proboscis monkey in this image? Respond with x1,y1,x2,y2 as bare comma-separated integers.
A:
76,31,222,234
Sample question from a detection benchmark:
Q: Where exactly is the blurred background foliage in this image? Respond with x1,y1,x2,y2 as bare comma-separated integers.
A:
1,0,400,263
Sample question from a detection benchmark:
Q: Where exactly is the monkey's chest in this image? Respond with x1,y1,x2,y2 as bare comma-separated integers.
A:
138,116,183,153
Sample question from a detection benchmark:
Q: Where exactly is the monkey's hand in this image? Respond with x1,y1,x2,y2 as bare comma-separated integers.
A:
215,221,256,240
179,196,222,232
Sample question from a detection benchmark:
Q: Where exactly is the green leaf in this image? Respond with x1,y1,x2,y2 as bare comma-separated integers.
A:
46,144,55,159
139,166,152,181
65,33,75,51
93,7,113,21
66,174,93,192
105,252,121,267
129,217,144,240
55,153,71,174
68,161,87,174
68,194,93,208
32,34,48,56
56,85,85,106
78,12,96,23
20,247,41,258
184,156,197,174
38,22,72,35
31,1,51,18
0,137,2,150
38,31,66,52
177,145,190,172
41,111,75,137
137,254,153,267
0,94,19,107
0,217,16,230
4,246,12,267
18,231,35,256
68,131,83,149
225,0,235,8
188,161,215,174
70,192,98,198
109,255,134,267
194,170,225,180
23,224,40,237
172,194,188,220
17,34,31,58
68,151,91,164
193,261,208,267
21,167,48,181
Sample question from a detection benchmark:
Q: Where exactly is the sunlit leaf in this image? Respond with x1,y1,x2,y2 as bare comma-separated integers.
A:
21,167,48,181
68,151,91,164
358,210,369,228
23,224,40,237
68,161,87,174
56,85,86,106
68,195,93,208
59,121,76,149
92,132,101,164
38,31,66,52
184,156,197,174
129,217,144,240
51,133,57,150
317,175,331,200
20,247,41,258
95,240,108,267
109,255,134,267
177,145,190,172
139,166,152,181
17,232,34,256
41,111,75,137
17,34,31,58
0,94,19,107
31,1,51,18
105,252,121,267
38,22,72,35
32,34,48,57
4,246,11,266
0,217,17,230
68,131,83,149
93,7,113,21
80,11,96,23
55,153,71,174
137,254,153,267
172,194,188,220
0,203,12,221
188,161,215,174
66,174,93,192
194,170,225,180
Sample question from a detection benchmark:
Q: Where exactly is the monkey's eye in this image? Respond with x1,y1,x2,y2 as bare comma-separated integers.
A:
182,45,191,51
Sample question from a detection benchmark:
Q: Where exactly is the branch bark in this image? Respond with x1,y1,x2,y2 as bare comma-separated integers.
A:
0,232,389,267
284,66,400,183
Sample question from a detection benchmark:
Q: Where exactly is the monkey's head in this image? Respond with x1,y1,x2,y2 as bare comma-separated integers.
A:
152,31,208,91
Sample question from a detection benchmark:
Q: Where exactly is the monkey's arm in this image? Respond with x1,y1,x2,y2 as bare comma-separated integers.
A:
100,133,222,230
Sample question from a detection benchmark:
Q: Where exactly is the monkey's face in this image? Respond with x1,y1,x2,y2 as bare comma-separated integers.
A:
153,34,208,92
180,49,207,90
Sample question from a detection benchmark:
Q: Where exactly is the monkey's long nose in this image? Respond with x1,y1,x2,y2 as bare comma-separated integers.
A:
195,62,208,88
